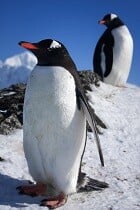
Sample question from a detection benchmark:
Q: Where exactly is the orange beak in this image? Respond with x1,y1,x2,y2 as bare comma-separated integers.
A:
98,20,106,24
19,41,38,50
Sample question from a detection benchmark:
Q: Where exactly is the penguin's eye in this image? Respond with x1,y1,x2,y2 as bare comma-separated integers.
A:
50,40,61,49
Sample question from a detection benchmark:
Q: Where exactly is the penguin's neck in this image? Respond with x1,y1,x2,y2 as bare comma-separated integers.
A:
108,18,124,30
36,54,80,89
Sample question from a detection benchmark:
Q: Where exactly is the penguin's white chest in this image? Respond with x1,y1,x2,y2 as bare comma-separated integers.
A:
105,26,133,86
23,66,86,194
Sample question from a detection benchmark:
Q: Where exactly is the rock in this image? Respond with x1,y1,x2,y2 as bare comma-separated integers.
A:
78,70,101,90
0,83,25,135
0,114,22,135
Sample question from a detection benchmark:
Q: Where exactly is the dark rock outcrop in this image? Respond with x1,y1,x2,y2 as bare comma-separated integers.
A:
0,83,25,134
0,70,105,135
78,70,101,90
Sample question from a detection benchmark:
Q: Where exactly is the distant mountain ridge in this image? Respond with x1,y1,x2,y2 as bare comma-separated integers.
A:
0,52,37,89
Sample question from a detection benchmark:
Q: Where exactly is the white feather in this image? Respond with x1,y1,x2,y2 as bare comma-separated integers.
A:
111,14,117,20
23,66,86,194
50,40,61,49
104,25,133,86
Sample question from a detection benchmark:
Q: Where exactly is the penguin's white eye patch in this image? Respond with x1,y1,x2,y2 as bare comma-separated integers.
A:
111,14,117,20
50,40,61,49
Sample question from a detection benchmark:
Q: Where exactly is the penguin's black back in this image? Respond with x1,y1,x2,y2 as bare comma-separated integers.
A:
93,30,114,80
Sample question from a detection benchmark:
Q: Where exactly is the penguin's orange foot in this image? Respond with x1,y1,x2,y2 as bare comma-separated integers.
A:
17,182,46,197
40,192,67,209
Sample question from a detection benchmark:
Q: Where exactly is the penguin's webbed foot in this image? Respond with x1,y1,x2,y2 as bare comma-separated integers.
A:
17,182,46,196
40,192,67,209
77,173,109,192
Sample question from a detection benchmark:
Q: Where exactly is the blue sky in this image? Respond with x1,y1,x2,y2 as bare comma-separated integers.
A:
0,0,139,86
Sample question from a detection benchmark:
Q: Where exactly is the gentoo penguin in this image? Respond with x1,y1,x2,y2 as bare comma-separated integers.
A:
17,39,108,208
93,13,133,86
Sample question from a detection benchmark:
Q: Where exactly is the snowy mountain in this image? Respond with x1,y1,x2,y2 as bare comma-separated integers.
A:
0,52,37,89
0,82,140,209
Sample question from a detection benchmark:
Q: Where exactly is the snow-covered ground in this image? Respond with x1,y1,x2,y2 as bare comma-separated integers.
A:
0,82,140,210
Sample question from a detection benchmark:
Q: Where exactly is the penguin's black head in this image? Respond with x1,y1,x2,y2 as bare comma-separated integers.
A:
18,39,70,66
98,13,124,29
19,39,64,52
18,39,76,69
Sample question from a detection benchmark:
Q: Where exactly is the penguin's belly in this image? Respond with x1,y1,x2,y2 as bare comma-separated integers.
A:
104,26,133,86
23,66,86,194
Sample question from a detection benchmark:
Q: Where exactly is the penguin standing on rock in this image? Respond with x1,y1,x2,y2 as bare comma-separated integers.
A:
93,13,133,86
17,39,108,209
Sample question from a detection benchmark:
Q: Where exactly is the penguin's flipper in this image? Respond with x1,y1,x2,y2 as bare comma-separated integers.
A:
100,31,114,78
93,34,106,80
103,39,113,78
68,66,104,166
93,31,114,80
76,89,104,166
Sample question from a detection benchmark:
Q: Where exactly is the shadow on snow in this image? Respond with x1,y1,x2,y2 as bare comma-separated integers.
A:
0,173,43,208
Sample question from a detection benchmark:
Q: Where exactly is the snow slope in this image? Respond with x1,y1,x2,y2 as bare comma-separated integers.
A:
0,52,36,89
0,82,140,210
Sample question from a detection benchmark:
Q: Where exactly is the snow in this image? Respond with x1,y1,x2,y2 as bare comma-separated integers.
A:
0,52,37,89
4,52,37,69
0,82,140,209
